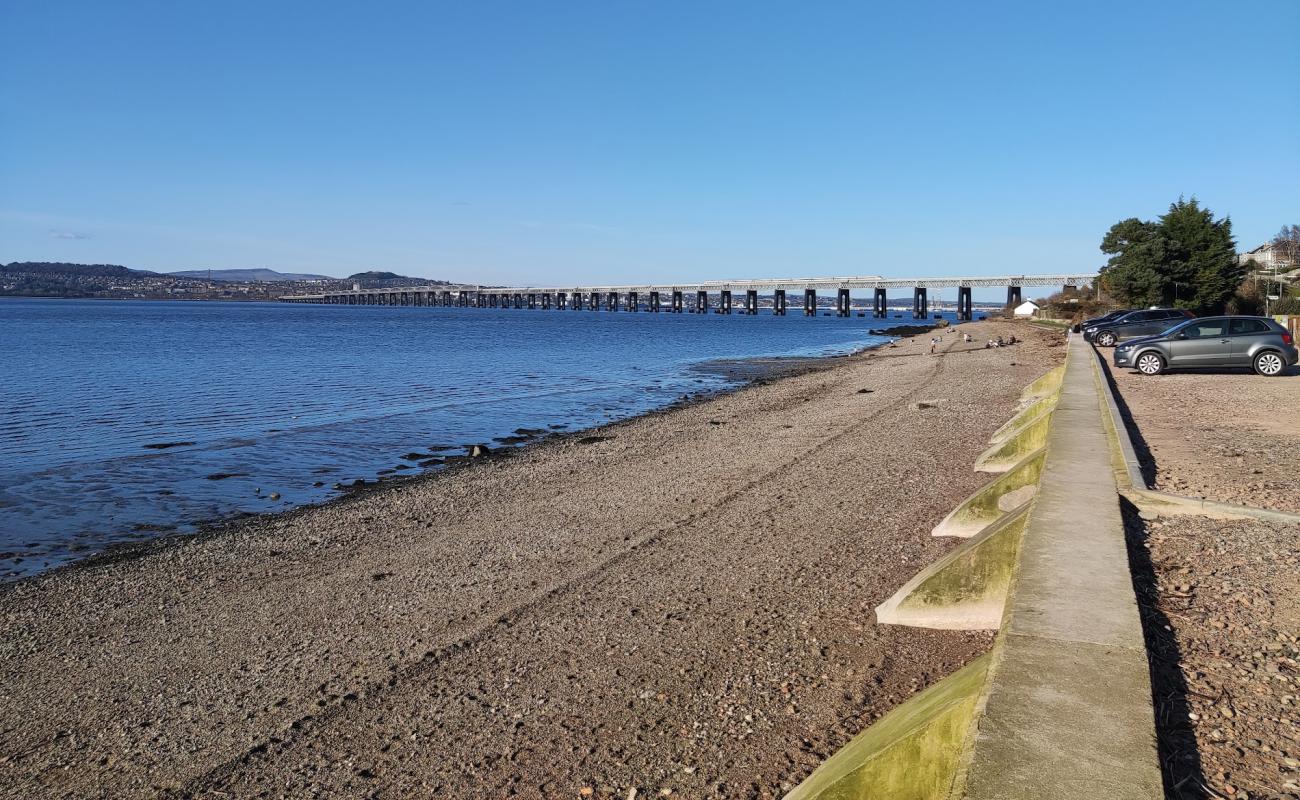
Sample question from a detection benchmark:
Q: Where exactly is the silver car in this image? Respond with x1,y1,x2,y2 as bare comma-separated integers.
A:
1112,316,1298,376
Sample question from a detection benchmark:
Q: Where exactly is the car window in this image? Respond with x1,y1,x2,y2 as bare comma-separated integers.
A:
1230,318,1269,335
1182,320,1227,338
1125,311,1153,322
1161,310,1183,319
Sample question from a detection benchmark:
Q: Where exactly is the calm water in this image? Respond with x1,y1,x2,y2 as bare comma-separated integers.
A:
0,298,950,578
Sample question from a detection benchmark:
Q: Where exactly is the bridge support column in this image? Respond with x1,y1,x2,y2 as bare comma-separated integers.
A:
627,291,638,311
527,293,536,309
571,292,583,310
1006,285,1021,308
671,290,683,312
590,292,600,310
804,289,816,316
873,287,887,318
558,292,567,310
649,291,660,312
836,288,851,317
745,289,758,315
957,286,973,321
773,289,786,315
913,287,928,319
720,290,732,314
696,290,708,313
541,293,552,309
608,292,619,311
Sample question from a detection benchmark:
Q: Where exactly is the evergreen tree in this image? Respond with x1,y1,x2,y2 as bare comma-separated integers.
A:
1098,218,1168,307
1098,198,1240,312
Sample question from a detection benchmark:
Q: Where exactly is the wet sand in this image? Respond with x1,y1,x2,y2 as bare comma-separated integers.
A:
0,320,1064,799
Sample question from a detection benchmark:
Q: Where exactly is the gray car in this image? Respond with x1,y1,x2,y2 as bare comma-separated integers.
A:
1112,316,1298,376
1086,308,1195,346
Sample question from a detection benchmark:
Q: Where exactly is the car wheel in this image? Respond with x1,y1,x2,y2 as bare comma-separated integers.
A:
1096,331,1117,347
1136,352,1165,375
1253,351,1285,377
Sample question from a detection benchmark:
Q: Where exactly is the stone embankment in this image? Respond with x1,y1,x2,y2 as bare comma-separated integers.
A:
787,334,1164,799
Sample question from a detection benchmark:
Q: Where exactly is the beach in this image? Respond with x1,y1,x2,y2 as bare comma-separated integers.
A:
0,320,1064,799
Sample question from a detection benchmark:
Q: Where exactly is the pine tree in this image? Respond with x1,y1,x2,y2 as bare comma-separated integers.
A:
1098,198,1240,312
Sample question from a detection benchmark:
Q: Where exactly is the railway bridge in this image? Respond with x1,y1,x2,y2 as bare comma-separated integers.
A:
280,273,1097,321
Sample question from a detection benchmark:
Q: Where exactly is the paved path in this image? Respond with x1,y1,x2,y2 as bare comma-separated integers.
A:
961,334,1162,799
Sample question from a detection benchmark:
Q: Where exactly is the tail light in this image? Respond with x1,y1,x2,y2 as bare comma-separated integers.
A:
1283,331,1294,346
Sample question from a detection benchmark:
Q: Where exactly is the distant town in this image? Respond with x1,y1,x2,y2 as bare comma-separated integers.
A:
0,262,447,300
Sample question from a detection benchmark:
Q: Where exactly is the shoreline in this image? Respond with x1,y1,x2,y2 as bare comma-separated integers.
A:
0,319,1057,798
3,331,927,588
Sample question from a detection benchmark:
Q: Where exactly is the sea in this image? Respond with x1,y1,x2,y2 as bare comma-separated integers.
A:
0,297,958,579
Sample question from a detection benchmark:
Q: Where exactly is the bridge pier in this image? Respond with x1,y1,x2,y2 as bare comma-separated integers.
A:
696,290,708,313
1007,286,1022,308
572,292,584,310
589,292,600,310
627,291,638,311
804,289,817,316
557,292,567,310
541,292,551,309
836,288,851,317
773,289,786,315
608,292,619,311
745,289,758,315
720,290,732,314
874,287,887,318
649,290,660,312
671,290,683,313
957,286,973,321
527,293,536,309
913,287,928,319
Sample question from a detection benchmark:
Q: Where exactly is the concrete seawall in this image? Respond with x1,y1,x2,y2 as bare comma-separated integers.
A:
787,334,1163,799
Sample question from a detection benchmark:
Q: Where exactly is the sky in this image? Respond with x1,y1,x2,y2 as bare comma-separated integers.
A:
2,0,1297,299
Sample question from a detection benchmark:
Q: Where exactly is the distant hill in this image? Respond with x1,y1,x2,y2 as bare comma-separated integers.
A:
2,261,160,278
347,270,448,288
170,268,335,282
347,271,405,281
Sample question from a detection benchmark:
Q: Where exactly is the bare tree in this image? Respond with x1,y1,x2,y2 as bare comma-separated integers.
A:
1272,224,1300,267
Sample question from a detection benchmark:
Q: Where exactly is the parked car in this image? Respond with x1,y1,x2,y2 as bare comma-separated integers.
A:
1085,308,1195,346
1113,316,1297,376
1072,308,1133,333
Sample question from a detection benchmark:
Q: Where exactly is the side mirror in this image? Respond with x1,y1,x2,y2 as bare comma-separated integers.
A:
1174,332,1188,340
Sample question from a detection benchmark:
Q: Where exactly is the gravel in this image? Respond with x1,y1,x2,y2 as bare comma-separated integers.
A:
1127,507,1300,800
1106,361,1300,514
0,321,1063,799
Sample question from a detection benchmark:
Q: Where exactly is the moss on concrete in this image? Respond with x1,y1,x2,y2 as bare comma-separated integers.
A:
932,450,1046,538
784,653,991,800
877,506,1029,630
988,395,1058,445
974,413,1052,473
1019,365,1064,402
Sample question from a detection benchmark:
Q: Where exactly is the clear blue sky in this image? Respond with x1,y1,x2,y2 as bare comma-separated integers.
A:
3,0,1297,296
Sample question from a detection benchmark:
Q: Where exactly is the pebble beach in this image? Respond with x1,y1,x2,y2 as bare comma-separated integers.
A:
0,321,1064,799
